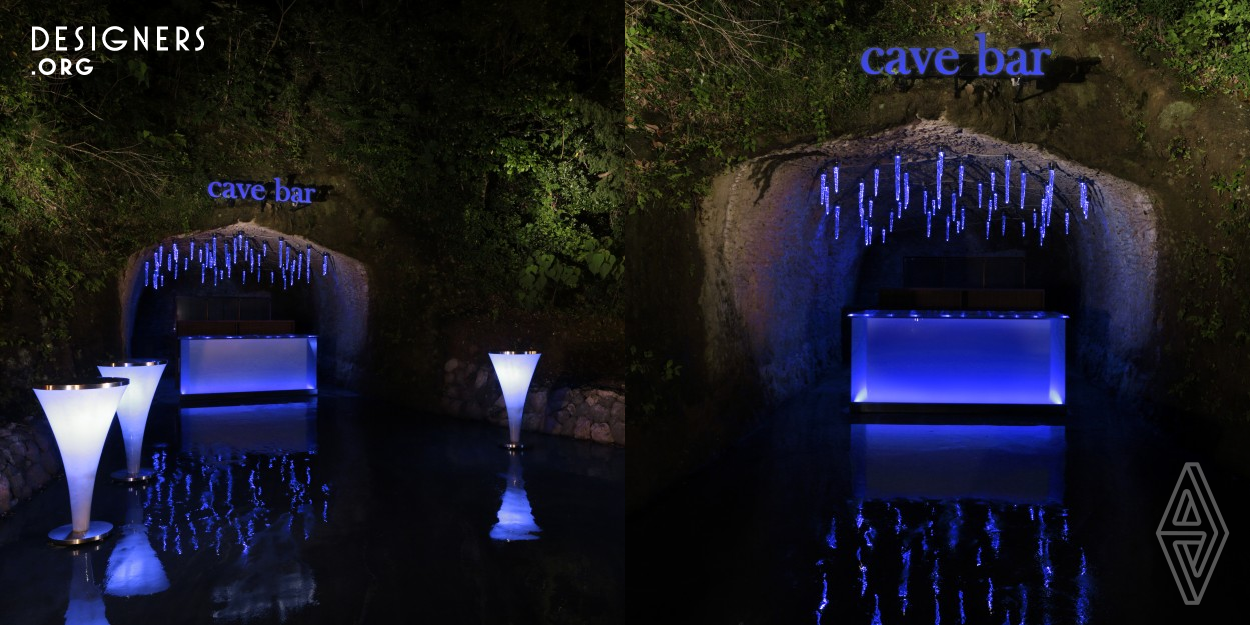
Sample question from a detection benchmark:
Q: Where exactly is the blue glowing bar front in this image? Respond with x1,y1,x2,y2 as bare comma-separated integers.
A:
180,335,317,395
849,310,1065,405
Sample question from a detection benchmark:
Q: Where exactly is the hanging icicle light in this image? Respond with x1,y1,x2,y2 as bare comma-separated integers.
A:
1080,180,1089,219
1020,170,1027,210
322,253,329,276
894,155,902,202
820,172,829,215
858,181,865,220
1004,155,1012,203
820,149,1096,247
1045,167,1056,228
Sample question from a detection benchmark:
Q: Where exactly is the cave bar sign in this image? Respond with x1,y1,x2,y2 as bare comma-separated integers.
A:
207,177,322,204
861,33,1051,77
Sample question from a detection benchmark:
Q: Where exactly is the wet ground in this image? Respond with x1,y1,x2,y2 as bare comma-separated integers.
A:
630,369,1250,624
0,384,623,625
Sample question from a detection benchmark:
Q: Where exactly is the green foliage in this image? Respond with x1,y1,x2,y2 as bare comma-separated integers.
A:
1164,0,1250,97
628,346,682,416
1086,0,1250,100
1164,157,1250,418
300,2,625,313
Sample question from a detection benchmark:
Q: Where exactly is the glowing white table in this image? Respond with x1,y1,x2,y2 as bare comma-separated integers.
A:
849,310,1066,406
489,351,541,450
34,378,130,545
180,335,317,395
98,359,166,482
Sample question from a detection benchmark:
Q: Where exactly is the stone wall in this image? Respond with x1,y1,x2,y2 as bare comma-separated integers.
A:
440,358,625,446
0,417,60,516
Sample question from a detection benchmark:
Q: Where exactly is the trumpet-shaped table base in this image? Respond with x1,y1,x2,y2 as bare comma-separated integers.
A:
110,468,155,483
49,521,113,546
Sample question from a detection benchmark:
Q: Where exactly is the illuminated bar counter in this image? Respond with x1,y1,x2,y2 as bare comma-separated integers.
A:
849,310,1065,407
180,335,317,395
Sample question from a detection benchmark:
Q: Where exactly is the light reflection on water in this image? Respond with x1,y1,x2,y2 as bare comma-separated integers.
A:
104,487,169,598
490,452,541,542
131,401,331,623
66,551,108,625
816,423,1089,624
0,396,624,624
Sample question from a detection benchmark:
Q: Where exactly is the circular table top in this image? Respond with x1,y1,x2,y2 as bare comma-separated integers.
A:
36,378,130,391
97,359,168,367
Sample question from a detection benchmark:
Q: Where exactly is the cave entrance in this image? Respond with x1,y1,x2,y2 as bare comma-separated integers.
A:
119,223,369,392
698,120,1158,408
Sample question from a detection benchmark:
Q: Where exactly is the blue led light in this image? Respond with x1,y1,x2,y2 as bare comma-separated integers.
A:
180,335,317,395
850,311,1066,405
1004,154,1012,201
820,172,828,214
1080,180,1089,219
894,155,901,202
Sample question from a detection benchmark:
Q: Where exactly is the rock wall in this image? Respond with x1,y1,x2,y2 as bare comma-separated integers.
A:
0,418,60,516
440,358,625,446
